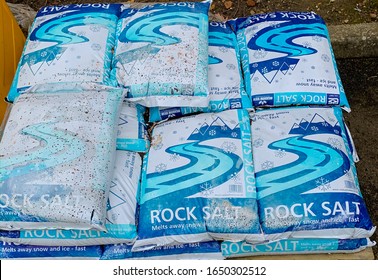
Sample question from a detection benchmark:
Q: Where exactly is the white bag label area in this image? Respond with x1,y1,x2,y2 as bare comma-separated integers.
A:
8,4,120,102
0,151,141,246
112,2,210,107
135,109,262,250
117,101,149,152
149,21,251,122
0,89,124,231
237,12,349,110
251,107,375,240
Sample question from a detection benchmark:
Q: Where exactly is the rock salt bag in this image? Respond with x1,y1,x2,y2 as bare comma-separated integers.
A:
101,241,223,260
251,106,375,241
221,238,375,258
0,241,102,259
112,1,210,107
237,12,350,110
149,21,251,122
117,100,149,152
0,151,141,246
134,109,263,251
7,3,121,102
0,89,124,231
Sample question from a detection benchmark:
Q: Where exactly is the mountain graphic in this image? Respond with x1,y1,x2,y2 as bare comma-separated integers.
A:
188,117,240,141
250,56,299,84
289,113,340,135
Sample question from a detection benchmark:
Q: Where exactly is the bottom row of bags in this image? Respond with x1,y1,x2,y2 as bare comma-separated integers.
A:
0,238,374,259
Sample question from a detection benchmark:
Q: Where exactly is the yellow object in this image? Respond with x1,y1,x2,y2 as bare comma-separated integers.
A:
0,0,25,122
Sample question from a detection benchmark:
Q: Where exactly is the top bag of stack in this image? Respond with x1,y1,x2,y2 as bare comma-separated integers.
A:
235,12,350,110
112,1,211,107
7,3,121,102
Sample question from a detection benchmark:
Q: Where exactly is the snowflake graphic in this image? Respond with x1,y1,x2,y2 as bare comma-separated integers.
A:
28,41,39,50
316,177,331,191
90,25,101,32
253,49,267,59
321,121,329,127
272,61,279,67
77,31,86,37
231,132,238,138
40,51,48,57
252,63,259,68
228,172,241,183
91,43,102,51
334,129,340,135
200,182,214,197
169,153,180,162
220,125,228,131
221,141,237,153
152,143,163,150
312,35,323,42
180,25,191,31
111,213,119,222
209,129,216,136
253,77,260,82
155,163,167,173
302,41,312,48
274,149,286,158
262,67,269,74
321,54,330,62
261,161,274,170
311,126,319,132
327,137,342,150
170,31,178,38
226,64,236,70
29,57,36,65
269,22,280,28
219,46,229,53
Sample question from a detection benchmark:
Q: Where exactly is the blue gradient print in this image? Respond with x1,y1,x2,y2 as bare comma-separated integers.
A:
255,110,373,235
22,11,117,69
248,23,328,79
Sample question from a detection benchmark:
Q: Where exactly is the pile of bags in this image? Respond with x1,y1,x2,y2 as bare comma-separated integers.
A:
0,2,375,259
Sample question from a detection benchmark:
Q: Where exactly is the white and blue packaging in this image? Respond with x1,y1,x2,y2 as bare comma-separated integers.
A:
0,89,124,231
0,150,141,246
7,4,121,102
237,12,350,110
251,106,375,240
112,1,210,107
149,21,251,122
101,241,223,260
134,109,263,251
117,100,149,152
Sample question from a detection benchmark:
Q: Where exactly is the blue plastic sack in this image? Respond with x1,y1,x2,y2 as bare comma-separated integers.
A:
7,4,121,102
0,89,124,231
251,106,375,240
117,100,150,152
112,1,210,107
221,238,375,258
149,21,251,122
101,241,223,260
0,151,141,246
0,241,102,259
236,12,350,110
134,109,263,251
